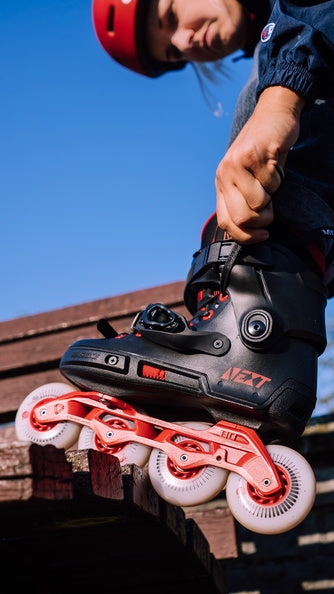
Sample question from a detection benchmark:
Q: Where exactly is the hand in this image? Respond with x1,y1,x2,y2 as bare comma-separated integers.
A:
216,86,305,243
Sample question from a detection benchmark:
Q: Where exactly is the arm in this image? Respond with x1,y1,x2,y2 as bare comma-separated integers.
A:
216,86,305,243
216,0,334,243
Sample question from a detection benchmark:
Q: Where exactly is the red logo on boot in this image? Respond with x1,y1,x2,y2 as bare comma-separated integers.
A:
221,367,272,389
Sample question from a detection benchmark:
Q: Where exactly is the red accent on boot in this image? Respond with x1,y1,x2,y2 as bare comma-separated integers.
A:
200,212,217,242
142,365,166,381
307,243,326,277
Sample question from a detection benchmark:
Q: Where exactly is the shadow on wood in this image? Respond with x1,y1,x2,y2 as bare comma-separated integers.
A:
0,442,226,594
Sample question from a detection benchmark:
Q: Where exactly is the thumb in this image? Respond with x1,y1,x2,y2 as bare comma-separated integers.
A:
275,163,285,185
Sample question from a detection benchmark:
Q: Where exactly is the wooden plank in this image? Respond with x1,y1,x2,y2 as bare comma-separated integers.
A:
0,443,228,593
161,496,188,546
0,304,189,375
0,368,66,416
0,442,73,502
65,448,124,501
0,423,16,442
185,504,239,559
0,278,237,579
122,463,160,518
0,304,189,417
0,281,185,343
186,517,213,572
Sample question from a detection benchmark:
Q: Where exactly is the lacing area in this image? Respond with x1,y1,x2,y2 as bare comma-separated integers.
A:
189,291,229,327
97,290,230,339
115,332,142,338
184,239,242,315
97,318,142,339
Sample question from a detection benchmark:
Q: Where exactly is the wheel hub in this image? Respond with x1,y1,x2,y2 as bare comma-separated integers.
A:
94,417,129,454
31,399,57,432
167,440,204,480
247,464,290,505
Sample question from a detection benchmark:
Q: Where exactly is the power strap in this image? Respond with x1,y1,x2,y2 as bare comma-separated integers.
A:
219,243,242,294
187,241,239,282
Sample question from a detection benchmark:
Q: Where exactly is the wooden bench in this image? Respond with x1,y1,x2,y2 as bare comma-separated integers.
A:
0,442,228,593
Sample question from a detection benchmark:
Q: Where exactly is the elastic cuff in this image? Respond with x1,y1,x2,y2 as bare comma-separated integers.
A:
256,61,317,105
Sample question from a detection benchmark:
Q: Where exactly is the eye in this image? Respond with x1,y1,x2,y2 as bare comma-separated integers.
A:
168,4,177,28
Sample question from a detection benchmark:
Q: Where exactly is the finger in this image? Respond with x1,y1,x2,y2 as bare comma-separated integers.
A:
216,188,272,244
217,182,274,230
275,163,285,184
218,214,270,244
252,159,285,195
231,167,272,212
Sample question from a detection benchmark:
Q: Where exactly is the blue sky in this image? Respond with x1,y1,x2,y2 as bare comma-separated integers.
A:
1,1,333,414
1,0,252,322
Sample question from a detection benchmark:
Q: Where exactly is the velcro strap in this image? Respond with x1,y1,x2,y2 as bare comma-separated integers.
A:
188,241,238,282
220,243,242,294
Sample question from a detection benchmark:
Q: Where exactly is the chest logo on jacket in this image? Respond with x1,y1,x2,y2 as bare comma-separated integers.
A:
261,23,275,43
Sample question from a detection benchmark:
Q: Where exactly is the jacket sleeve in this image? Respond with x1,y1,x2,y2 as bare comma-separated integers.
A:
256,0,334,104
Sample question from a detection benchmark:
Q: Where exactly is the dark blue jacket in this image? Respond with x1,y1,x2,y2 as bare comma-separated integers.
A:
257,0,334,104
229,1,334,292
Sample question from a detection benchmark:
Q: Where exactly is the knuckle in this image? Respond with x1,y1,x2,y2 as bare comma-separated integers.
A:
241,146,258,168
215,160,226,181
217,214,231,233
216,151,236,176
233,214,252,229
217,214,228,229
251,196,270,211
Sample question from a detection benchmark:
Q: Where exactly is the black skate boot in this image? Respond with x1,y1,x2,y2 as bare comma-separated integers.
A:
59,224,327,445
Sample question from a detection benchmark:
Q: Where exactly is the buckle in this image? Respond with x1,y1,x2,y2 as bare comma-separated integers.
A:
132,304,186,333
190,241,237,279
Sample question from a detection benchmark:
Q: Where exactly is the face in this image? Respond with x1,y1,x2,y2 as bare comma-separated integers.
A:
146,0,248,65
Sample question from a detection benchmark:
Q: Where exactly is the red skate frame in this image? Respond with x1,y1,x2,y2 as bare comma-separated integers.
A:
30,390,282,495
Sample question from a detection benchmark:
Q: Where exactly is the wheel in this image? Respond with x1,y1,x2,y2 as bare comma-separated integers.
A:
148,422,228,507
225,444,316,535
15,382,81,449
78,414,152,467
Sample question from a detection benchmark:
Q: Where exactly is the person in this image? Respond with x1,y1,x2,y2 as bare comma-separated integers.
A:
81,0,334,443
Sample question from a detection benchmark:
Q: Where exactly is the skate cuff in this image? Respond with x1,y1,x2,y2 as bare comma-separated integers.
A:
186,241,276,291
184,241,243,314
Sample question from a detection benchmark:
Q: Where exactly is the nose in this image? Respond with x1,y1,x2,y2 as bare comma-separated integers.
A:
171,27,194,53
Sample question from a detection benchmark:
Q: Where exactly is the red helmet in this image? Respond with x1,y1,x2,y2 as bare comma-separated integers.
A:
92,0,186,77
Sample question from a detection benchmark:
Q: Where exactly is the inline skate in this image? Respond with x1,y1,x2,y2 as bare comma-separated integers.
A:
15,235,327,535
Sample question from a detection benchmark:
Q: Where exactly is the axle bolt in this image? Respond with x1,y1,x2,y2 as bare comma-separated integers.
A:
180,454,188,462
263,479,271,487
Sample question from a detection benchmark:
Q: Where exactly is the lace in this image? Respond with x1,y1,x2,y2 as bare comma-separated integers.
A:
189,292,229,326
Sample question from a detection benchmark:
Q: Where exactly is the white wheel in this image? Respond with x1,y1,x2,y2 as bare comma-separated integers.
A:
148,422,228,507
15,382,81,449
78,414,152,467
226,444,316,535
